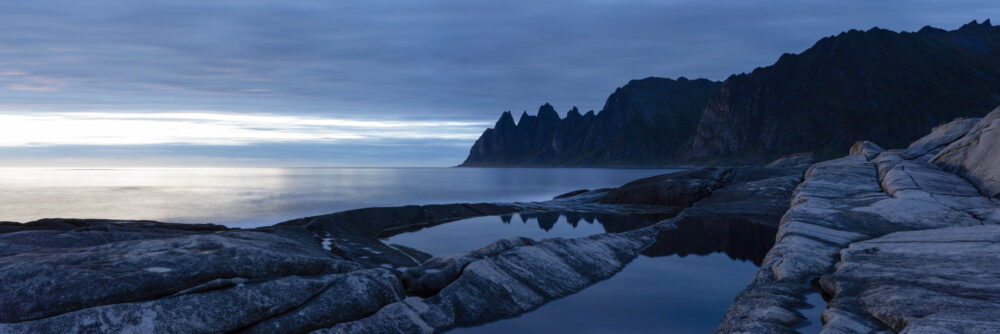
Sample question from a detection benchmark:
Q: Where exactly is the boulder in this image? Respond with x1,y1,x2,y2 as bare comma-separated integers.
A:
764,153,816,168
598,168,733,208
849,140,885,160
932,106,1000,197
902,117,981,160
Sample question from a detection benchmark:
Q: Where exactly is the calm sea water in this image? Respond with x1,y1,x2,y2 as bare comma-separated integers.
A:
0,167,676,228
387,214,778,333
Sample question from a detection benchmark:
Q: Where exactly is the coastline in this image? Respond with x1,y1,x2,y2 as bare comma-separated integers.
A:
2,107,1000,333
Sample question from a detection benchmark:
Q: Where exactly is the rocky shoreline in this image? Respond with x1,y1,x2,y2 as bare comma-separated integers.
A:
2,107,1000,333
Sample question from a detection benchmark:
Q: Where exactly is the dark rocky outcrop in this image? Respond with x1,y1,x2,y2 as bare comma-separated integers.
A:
460,77,721,166
691,20,1000,163
0,218,226,234
463,21,1000,166
597,168,733,207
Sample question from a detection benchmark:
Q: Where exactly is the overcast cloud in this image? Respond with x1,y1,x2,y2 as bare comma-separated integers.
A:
0,1,997,166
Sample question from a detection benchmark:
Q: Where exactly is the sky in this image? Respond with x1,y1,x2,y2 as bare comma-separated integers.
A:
0,1,997,167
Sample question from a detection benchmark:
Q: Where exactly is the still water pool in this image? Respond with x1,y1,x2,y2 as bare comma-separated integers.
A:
385,213,778,333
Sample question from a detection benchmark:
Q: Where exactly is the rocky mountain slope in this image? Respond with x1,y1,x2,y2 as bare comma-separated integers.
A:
462,20,1000,166
460,77,720,166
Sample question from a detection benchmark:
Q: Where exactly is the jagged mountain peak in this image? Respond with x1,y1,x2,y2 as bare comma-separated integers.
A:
566,107,582,120
960,19,993,31
537,103,560,124
462,77,720,166
496,111,515,129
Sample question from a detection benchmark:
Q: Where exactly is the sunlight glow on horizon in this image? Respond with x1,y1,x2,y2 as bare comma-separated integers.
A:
0,112,489,146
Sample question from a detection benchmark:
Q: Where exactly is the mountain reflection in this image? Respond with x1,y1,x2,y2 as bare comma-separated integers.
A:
508,212,671,233
387,211,777,262
639,216,777,265
512,212,777,265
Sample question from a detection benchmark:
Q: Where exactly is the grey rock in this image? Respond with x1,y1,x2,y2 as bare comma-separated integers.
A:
0,227,349,323
552,189,590,199
849,140,885,160
765,153,817,168
933,106,1000,197
0,218,226,234
400,237,537,297
316,230,656,334
684,167,805,224
241,269,405,334
717,138,1000,333
1,269,402,334
598,167,733,209
902,117,981,160
821,226,1000,333
280,203,519,237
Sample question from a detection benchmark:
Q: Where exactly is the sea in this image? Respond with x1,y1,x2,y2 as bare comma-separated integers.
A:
0,167,676,227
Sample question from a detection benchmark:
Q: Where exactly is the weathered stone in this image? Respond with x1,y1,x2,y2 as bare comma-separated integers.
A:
280,203,520,237
765,152,817,168
317,231,656,333
0,227,350,323
683,167,805,224
821,226,1000,333
0,269,402,334
849,140,885,160
553,189,590,199
933,106,1000,197
717,139,1000,333
903,117,981,160
598,167,733,207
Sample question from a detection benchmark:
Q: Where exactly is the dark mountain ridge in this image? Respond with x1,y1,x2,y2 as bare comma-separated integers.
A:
460,77,721,166
461,20,1000,166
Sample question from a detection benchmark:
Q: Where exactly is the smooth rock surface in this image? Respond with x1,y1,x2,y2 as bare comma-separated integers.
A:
933,106,1000,197
821,226,1000,333
718,107,1000,333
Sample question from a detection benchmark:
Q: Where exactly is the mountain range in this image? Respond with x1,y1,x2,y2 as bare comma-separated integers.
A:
460,20,1000,166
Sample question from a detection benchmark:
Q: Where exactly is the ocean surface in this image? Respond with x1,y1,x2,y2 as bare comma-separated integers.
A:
0,167,677,228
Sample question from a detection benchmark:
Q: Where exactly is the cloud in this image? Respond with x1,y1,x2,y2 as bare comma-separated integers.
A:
0,112,490,146
5,84,61,92
0,1,997,165
0,1,996,118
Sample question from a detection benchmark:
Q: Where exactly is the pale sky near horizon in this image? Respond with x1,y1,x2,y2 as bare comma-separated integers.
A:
0,1,998,166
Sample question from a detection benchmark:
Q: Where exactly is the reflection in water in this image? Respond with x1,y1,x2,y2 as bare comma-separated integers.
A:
640,216,777,265
385,212,669,256
513,212,670,233
796,291,827,333
443,214,779,334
